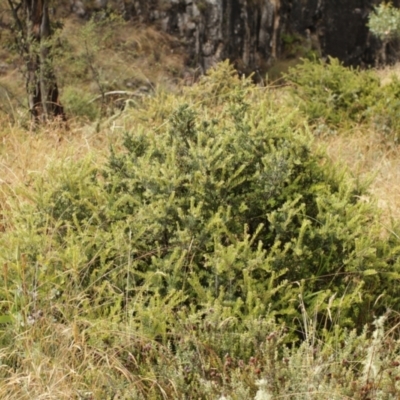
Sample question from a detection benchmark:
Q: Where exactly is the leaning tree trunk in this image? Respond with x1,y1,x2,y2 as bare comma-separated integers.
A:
25,0,64,122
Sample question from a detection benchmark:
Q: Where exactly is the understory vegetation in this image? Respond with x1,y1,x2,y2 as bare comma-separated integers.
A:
2,14,400,399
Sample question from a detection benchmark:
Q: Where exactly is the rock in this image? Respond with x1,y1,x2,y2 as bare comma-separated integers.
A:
0,63,9,75
70,0,86,18
95,0,108,9
69,0,400,71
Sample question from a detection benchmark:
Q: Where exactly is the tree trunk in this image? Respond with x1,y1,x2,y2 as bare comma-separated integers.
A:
25,0,65,122
8,0,65,123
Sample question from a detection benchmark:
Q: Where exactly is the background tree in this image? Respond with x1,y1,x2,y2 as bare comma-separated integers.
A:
368,2,400,65
7,0,65,122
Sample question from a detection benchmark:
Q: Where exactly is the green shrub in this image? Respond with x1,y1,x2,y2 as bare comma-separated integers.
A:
61,86,99,121
2,62,400,344
367,75,400,142
285,57,380,126
286,57,400,142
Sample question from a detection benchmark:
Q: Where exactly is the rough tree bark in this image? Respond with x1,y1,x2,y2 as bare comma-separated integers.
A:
7,0,65,123
70,0,400,72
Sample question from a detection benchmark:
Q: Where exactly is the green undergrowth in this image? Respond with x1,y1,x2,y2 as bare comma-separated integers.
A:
286,57,400,142
1,61,400,398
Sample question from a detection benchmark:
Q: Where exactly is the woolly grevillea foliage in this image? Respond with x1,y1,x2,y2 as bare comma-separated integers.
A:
3,62,400,339
285,57,400,142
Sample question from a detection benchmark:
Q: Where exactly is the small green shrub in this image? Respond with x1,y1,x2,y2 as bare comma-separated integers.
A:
285,57,380,126
286,57,400,142
61,86,99,120
367,75,400,142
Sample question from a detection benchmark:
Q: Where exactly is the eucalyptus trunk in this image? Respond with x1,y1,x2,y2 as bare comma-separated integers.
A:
25,0,64,121
8,0,65,122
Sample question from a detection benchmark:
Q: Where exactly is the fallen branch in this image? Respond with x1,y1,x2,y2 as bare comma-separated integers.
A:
88,90,145,104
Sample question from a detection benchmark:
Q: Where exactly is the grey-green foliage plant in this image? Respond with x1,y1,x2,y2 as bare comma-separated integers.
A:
368,2,400,41
368,3,400,66
2,62,400,341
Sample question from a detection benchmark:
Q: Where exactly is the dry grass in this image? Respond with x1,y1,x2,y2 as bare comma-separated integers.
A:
57,17,189,92
375,62,400,85
316,62,400,230
0,119,108,184
0,116,115,236
316,126,400,232
0,317,147,399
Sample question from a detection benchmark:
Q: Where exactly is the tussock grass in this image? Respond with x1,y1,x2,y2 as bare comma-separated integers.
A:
318,127,400,227
376,61,400,85
0,117,109,186
57,16,188,86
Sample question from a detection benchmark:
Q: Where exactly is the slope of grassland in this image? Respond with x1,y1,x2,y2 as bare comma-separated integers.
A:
1,16,400,400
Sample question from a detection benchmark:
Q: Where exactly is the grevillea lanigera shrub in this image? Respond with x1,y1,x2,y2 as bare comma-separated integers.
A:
3,62,400,340
286,57,400,142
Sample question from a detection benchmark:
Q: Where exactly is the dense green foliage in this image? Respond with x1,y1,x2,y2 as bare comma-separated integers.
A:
286,57,400,142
